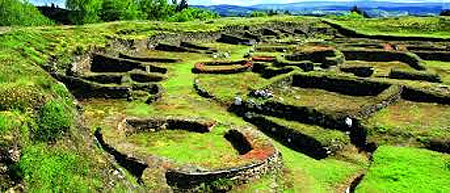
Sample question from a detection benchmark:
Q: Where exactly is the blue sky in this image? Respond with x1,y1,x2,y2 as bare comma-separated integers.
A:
30,0,450,7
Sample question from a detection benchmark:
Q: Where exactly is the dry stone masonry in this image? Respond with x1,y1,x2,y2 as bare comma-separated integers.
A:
51,19,450,192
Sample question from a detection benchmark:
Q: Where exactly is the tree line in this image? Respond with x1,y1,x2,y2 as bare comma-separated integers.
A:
0,0,219,26
66,0,218,24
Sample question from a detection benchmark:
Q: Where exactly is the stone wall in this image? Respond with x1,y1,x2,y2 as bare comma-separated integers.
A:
340,66,374,77
121,117,216,135
143,21,335,52
53,72,164,103
244,113,331,159
274,56,314,72
91,54,147,73
389,69,442,83
192,60,253,74
81,73,124,84
324,20,450,42
155,43,202,53
52,73,132,99
259,66,296,79
217,34,256,46
401,87,450,105
252,56,276,62
424,138,450,154
412,51,450,62
98,118,282,192
130,72,166,83
356,85,403,119
224,129,253,155
406,45,449,52
231,100,351,131
181,42,217,52
165,127,282,192
166,151,281,192
118,53,181,63
91,54,168,74
292,74,391,96
341,49,426,71
284,49,345,68
94,128,148,180
193,79,215,99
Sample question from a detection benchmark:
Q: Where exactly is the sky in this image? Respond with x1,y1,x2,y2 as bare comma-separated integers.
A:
30,0,450,7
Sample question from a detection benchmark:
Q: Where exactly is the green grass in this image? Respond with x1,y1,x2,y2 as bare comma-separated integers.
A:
329,17,450,38
425,60,450,85
270,86,374,113
35,100,75,141
366,100,450,146
276,142,364,193
342,61,414,77
356,146,450,193
18,144,103,193
115,125,251,169
197,72,270,103
230,173,279,193
230,138,365,193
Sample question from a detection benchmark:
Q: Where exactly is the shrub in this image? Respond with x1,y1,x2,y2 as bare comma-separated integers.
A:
168,7,219,22
0,111,22,135
35,100,74,141
65,0,218,24
250,11,268,17
350,6,369,18
0,83,47,112
0,0,53,26
17,144,96,192
441,10,450,16
139,0,174,20
66,0,102,24
100,0,142,21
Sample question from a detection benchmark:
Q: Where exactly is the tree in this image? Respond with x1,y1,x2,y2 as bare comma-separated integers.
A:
176,0,188,12
267,9,278,16
249,11,268,17
350,5,370,18
284,10,291,15
101,0,142,21
0,0,53,26
66,0,102,24
138,0,173,20
64,0,218,24
168,7,218,22
441,10,450,16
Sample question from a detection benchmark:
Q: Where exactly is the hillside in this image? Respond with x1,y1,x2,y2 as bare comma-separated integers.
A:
195,1,447,17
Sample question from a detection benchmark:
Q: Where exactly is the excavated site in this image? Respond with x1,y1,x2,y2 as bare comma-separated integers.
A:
51,20,450,192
